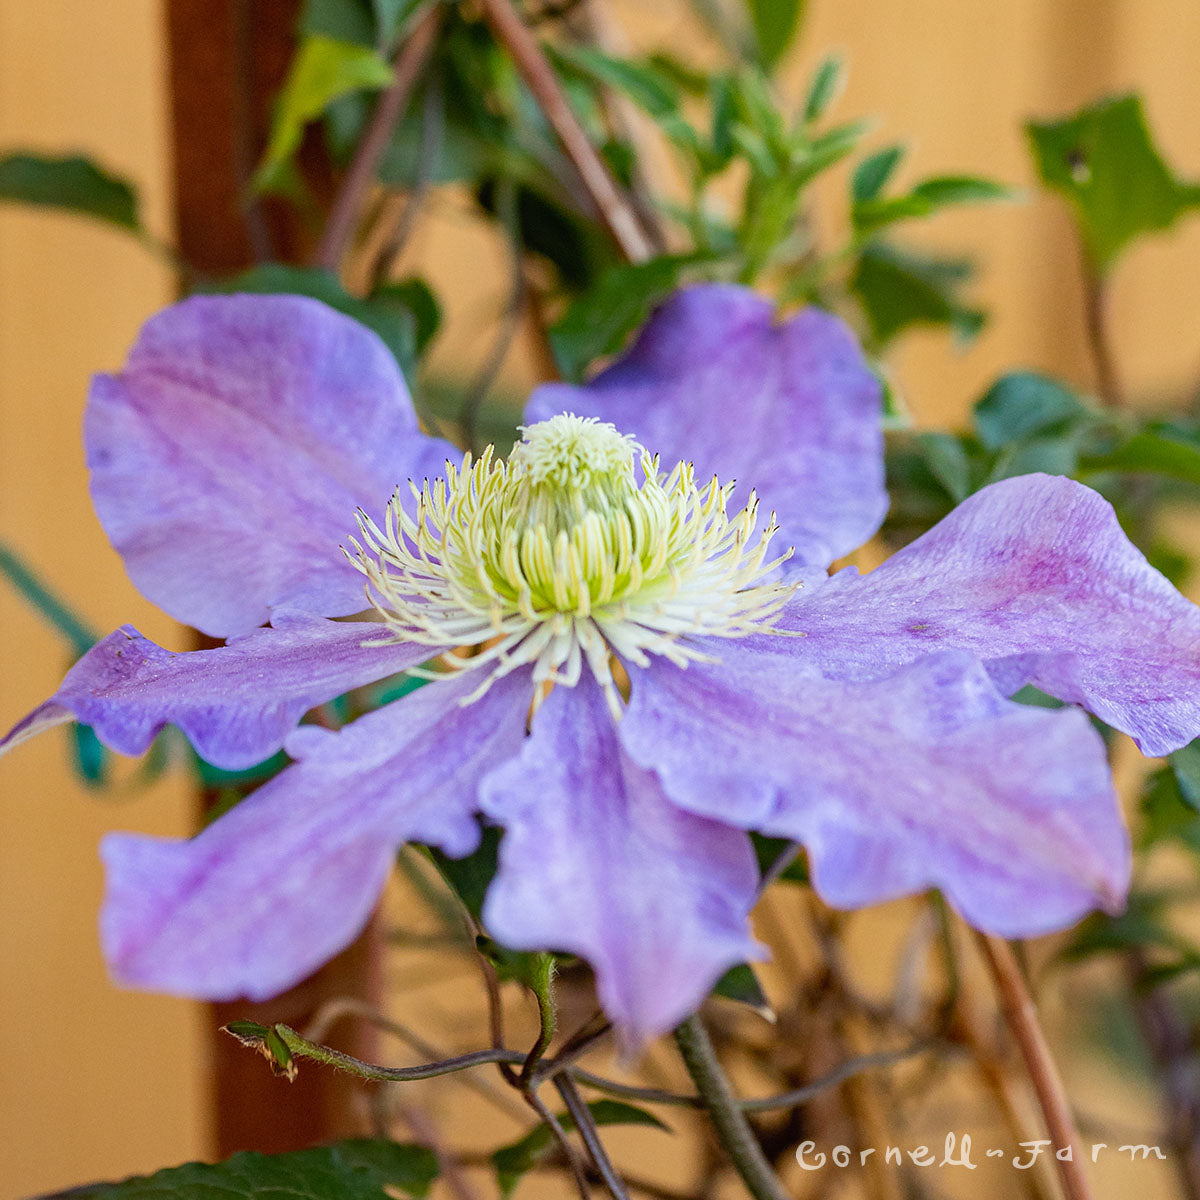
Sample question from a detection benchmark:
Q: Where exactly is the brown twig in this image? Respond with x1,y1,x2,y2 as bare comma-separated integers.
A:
476,0,653,263
555,1072,632,1200
976,933,1095,1200
314,5,443,272
1126,949,1200,1200
1081,260,1124,408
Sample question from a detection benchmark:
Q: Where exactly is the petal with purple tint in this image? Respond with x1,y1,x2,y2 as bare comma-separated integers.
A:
526,284,885,568
479,678,762,1045
621,646,1130,937
88,293,456,638
101,669,530,1001
1,615,443,770
759,473,1200,756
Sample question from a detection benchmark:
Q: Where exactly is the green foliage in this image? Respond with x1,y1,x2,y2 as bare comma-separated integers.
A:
37,1141,438,1200
852,171,1012,237
492,1100,668,1197
202,264,422,376
851,242,984,346
0,153,140,231
747,0,806,72
802,54,843,124
713,962,772,1014
973,372,1089,450
257,35,394,191
550,256,700,381
1027,93,1200,272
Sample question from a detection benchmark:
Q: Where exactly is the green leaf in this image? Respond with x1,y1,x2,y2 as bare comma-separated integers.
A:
1085,428,1200,485
428,824,501,922
908,175,1014,207
748,0,805,72
372,0,422,44
256,35,394,190
1170,740,1200,810
916,432,971,502
802,54,843,124
493,1100,668,1197
37,1141,439,1200
0,153,140,231
370,276,442,356
552,45,680,118
852,145,905,203
851,241,983,346
853,173,1012,234
988,435,1079,482
713,962,772,1016
972,371,1088,450
550,256,698,382
1027,93,1200,272
301,0,377,46
203,263,416,376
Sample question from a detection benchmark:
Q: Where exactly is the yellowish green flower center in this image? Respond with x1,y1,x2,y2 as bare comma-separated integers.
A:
350,414,794,713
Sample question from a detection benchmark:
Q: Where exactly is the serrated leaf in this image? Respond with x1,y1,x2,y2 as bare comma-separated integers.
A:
802,54,843,124
492,1100,668,1197
748,0,805,72
256,35,394,190
852,145,905,203
0,153,140,231
972,371,1088,450
202,263,417,376
1027,93,1200,272
37,1140,439,1200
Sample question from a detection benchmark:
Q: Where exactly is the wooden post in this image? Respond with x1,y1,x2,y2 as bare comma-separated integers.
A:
164,0,378,1157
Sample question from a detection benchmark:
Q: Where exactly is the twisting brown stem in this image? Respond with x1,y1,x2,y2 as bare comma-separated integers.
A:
314,5,443,272
476,0,653,263
555,1072,632,1200
976,934,1096,1200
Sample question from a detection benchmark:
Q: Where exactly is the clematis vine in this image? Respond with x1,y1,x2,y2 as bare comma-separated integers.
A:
6,283,1200,1046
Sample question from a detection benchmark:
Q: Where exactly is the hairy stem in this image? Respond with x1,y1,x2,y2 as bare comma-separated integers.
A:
672,1014,790,1200
976,934,1096,1200
476,0,653,263
314,5,442,272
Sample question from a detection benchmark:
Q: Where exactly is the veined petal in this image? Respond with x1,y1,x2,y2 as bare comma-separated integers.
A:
101,669,530,1001
526,284,885,568
88,293,456,638
479,677,762,1047
0,615,442,770
762,473,1200,756
621,646,1130,937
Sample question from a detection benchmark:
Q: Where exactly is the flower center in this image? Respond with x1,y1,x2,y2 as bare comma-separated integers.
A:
350,414,794,713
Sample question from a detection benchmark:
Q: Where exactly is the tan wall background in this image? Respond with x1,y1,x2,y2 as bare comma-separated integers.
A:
0,1,1198,1196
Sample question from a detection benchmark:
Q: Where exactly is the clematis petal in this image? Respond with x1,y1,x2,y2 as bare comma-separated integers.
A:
479,678,762,1046
525,284,886,568
101,670,530,1000
761,473,1200,756
88,293,456,638
0,615,442,770
621,646,1130,937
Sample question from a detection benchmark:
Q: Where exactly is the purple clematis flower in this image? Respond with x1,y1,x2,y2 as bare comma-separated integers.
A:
5,283,1200,1045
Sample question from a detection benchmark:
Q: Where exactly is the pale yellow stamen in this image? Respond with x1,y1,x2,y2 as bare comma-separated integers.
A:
347,414,795,715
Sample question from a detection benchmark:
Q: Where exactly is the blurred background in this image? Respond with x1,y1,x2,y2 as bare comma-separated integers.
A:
2,2,1199,1197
